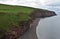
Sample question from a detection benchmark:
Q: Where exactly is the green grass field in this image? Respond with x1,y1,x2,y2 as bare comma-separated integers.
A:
0,4,34,13
0,4,36,32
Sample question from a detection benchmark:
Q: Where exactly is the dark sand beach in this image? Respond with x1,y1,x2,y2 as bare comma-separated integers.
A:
18,18,40,39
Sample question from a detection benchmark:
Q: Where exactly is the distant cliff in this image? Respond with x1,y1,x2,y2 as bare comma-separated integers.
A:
30,9,56,19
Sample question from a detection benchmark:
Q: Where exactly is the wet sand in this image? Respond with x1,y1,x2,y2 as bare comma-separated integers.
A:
18,18,40,39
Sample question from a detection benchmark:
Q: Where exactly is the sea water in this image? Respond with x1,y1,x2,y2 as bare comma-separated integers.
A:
36,5,60,39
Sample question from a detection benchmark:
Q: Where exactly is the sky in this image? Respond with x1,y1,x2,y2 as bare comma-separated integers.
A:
0,0,60,7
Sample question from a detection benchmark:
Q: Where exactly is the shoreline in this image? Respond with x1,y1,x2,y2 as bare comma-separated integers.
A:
18,18,40,39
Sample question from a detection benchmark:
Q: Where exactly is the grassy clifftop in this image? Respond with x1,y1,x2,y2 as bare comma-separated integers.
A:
0,4,34,13
0,4,36,38
0,4,56,39
0,4,33,30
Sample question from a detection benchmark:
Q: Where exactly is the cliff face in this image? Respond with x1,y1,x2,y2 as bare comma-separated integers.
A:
0,4,56,39
1,9,56,39
30,9,56,19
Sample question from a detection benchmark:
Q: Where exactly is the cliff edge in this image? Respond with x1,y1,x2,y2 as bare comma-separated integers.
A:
0,4,56,39
18,9,56,39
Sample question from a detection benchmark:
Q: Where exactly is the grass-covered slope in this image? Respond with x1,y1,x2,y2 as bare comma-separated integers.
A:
0,4,34,13
0,4,35,31
0,4,36,38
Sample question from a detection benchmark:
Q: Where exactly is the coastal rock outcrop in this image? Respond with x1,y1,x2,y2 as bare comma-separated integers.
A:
30,9,56,19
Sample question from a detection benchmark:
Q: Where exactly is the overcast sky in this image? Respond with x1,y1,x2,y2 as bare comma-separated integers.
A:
0,0,60,6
